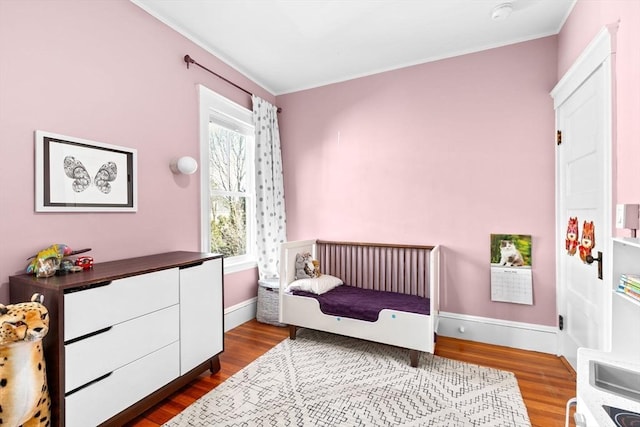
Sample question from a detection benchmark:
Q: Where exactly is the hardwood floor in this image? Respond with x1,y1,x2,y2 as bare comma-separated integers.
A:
127,320,577,426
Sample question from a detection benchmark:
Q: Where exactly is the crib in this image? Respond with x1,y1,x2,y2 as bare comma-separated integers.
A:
279,239,441,366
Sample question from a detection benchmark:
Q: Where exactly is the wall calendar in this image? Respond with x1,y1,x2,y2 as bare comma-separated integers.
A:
489,234,533,305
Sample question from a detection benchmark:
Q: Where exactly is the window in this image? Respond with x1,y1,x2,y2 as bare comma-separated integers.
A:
199,86,256,273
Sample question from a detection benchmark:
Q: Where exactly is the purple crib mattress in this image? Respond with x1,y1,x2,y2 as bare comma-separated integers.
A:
291,285,430,322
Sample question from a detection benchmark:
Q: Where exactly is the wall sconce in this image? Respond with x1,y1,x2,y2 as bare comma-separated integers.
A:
170,156,198,175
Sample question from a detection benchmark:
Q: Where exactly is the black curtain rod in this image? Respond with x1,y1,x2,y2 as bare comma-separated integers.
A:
184,55,282,113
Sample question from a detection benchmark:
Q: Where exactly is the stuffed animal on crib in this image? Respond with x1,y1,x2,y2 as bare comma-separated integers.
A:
578,221,595,263
295,252,320,279
0,293,51,427
565,217,579,256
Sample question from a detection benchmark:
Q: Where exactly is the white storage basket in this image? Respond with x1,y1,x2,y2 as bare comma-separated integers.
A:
256,278,285,326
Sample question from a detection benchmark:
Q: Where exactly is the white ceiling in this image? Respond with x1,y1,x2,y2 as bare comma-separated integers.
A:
131,0,576,95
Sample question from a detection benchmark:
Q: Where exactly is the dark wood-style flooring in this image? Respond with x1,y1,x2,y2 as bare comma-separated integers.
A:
127,320,577,427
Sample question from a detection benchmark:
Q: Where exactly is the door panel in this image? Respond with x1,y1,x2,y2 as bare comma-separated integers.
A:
556,61,611,369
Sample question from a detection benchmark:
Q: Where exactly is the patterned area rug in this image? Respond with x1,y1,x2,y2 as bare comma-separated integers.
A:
165,329,531,426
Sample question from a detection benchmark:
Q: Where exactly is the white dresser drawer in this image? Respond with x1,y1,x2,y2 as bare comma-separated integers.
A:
64,268,179,341
65,304,179,393
65,341,179,427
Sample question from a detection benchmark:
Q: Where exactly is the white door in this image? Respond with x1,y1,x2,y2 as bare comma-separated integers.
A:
552,27,614,369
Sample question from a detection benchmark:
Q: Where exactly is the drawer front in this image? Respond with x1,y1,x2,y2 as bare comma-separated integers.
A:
65,341,179,427
64,268,179,341
65,304,179,393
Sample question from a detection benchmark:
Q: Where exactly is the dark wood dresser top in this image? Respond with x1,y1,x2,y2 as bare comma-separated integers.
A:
10,251,223,291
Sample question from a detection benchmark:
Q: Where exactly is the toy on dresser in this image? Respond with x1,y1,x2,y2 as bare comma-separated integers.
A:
26,244,92,277
0,294,51,427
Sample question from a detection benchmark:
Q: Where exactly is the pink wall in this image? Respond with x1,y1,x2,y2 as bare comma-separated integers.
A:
4,0,635,327
277,37,559,326
0,0,274,306
558,0,640,216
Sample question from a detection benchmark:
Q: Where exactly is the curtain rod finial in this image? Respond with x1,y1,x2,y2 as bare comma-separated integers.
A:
184,54,194,69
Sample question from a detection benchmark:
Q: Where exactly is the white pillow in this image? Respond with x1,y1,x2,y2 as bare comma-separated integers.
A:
286,274,343,295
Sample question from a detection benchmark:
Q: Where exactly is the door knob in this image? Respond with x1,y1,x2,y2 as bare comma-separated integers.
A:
585,251,603,280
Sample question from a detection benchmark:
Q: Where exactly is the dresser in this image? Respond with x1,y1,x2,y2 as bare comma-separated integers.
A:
9,251,223,427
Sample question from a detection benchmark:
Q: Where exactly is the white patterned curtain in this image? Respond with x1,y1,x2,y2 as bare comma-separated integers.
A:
252,95,287,279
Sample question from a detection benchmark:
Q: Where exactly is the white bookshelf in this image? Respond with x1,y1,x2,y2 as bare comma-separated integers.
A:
611,237,640,357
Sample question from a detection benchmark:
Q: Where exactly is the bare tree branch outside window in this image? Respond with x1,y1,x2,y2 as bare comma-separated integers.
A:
209,124,248,257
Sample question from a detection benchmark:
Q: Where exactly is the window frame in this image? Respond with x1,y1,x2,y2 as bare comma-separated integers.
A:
199,85,256,274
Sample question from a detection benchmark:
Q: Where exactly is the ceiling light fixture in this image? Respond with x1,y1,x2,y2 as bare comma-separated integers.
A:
491,3,513,21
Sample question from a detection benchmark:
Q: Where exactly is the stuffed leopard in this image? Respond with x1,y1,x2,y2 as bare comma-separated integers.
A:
0,294,51,427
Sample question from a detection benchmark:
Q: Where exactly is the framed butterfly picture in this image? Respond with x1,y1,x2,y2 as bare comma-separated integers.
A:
35,131,137,212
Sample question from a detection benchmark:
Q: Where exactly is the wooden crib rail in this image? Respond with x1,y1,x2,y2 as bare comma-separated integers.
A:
316,240,435,250
316,240,434,297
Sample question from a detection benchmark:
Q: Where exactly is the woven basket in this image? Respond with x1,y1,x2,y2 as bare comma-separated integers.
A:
256,279,285,326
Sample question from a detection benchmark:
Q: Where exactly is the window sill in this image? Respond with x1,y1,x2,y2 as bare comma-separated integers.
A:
224,259,258,275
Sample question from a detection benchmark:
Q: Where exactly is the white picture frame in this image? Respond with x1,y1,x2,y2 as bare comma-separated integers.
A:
35,131,137,212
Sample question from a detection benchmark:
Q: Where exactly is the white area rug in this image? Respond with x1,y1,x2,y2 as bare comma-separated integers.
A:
165,329,531,426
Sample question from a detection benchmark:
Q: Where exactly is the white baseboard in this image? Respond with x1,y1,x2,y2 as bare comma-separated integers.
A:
224,297,257,332
438,311,558,354
222,303,559,354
